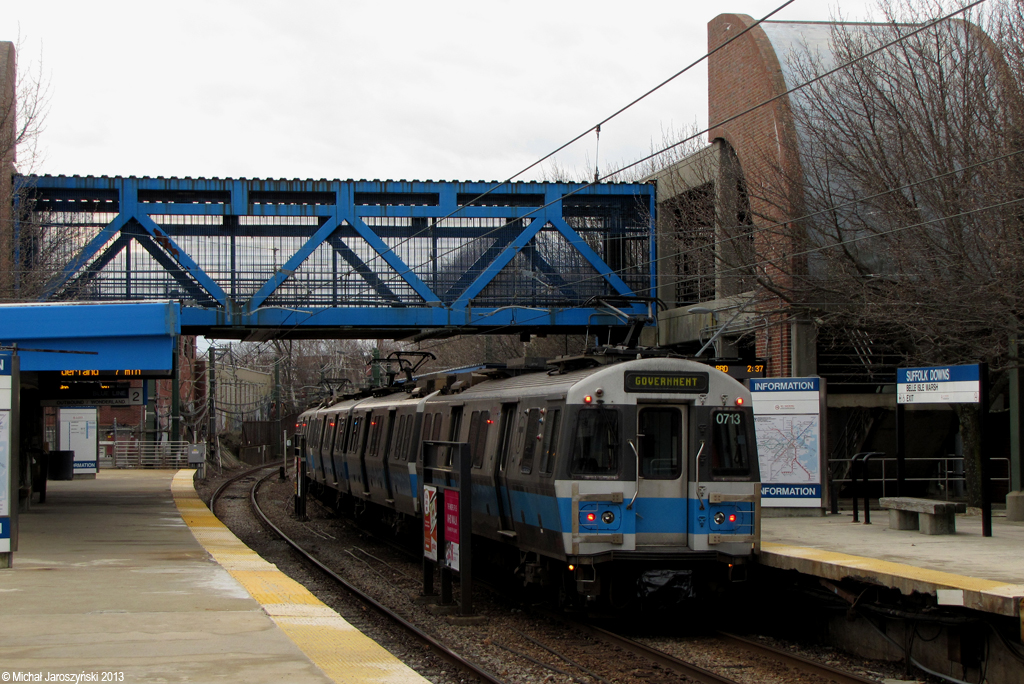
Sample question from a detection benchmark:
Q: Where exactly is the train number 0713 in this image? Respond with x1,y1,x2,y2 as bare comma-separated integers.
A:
715,412,742,425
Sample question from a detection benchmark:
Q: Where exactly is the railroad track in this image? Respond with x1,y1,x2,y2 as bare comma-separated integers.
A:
210,470,884,684
583,623,880,684
222,467,508,684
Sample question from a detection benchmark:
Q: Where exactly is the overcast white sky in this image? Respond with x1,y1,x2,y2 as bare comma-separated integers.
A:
3,1,874,183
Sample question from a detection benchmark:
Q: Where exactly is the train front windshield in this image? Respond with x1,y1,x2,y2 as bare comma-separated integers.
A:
710,409,754,479
570,407,620,475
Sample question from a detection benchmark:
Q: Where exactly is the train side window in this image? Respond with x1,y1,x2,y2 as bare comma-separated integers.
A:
446,407,463,467
570,408,620,476
432,413,443,441
350,416,364,454
638,407,683,479
520,408,542,474
368,414,381,456
356,416,367,454
710,410,752,478
418,413,431,444
389,414,404,462
326,417,339,455
467,411,482,467
339,417,352,454
539,409,561,475
496,403,518,472
468,410,490,468
398,415,410,461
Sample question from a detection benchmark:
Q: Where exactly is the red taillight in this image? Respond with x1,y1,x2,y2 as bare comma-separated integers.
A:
486,419,494,424
583,395,593,404
735,397,744,406
568,564,575,571
586,513,596,522
729,514,737,523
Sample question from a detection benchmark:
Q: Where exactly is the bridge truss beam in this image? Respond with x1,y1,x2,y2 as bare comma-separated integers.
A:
16,176,656,341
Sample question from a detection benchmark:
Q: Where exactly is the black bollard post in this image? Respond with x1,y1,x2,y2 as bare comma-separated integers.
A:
851,453,864,523
862,453,873,525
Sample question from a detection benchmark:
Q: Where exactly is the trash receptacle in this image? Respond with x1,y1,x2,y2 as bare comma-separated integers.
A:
48,450,75,481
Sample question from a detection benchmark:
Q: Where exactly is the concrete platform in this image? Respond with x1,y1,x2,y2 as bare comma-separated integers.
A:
0,469,429,684
761,509,1024,620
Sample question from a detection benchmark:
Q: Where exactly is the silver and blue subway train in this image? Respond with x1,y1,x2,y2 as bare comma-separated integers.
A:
297,353,760,606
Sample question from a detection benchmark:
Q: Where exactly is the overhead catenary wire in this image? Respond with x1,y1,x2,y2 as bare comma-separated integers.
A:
164,0,990,359
376,0,799,267
401,0,987,280
412,188,1024,357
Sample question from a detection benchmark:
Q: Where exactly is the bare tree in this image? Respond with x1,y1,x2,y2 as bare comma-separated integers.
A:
1,38,50,301
703,0,1024,504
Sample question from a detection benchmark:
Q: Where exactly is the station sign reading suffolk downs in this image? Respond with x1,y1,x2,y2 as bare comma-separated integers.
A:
897,364,980,405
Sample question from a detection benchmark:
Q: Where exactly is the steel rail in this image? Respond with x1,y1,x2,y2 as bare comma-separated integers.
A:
247,472,507,684
209,461,284,511
715,631,879,684
565,621,740,684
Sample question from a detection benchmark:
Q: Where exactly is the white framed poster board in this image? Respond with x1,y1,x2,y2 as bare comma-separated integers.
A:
59,408,99,475
750,377,824,508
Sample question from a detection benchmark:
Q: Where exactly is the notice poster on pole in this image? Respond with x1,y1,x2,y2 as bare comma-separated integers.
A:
0,411,9,518
423,485,438,561
444,490,460,572
1,352,11,552
750,377,824,508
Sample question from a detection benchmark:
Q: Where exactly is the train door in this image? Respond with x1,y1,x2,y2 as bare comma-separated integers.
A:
356,411,372,496
381,409,397,502
633,404,688,547
446,406,463,469
325,416,339,484
493,403,519,536
330,415,347,486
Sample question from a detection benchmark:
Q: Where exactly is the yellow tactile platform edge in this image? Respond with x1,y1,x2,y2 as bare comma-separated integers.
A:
762,541,1024,618
171,470,430,684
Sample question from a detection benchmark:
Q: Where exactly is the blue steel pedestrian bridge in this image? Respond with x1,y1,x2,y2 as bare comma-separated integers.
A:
17,176,657,341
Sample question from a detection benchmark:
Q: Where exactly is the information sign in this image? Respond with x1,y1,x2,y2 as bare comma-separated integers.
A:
750,377,823,508
423,485,438,561
444,490,460,571
0,411,9,520
0,351,11,552
897,365,980,404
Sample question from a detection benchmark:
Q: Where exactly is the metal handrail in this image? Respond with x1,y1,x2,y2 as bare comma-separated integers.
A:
113,440,193,469
829,455,1010,500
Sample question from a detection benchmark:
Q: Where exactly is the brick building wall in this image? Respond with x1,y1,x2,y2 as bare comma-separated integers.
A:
707,15,806,378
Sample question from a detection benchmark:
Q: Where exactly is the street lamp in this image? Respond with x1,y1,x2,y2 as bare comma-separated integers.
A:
688,305,744,357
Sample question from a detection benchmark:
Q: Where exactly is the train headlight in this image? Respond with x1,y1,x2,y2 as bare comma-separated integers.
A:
714,512,726,525
601,511,615,524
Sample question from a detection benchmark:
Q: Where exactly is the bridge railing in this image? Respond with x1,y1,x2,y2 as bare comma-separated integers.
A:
113,440,192,469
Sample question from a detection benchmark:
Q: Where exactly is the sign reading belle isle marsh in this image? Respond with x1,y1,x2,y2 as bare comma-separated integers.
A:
897,364,980,405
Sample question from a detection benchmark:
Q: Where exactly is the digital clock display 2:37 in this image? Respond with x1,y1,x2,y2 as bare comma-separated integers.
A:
60,369,144,377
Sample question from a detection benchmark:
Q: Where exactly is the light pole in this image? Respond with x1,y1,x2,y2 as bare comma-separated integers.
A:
688,305,744,358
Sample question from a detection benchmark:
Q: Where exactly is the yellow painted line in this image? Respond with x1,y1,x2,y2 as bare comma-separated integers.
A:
762,542,1024,617
171,470,430,684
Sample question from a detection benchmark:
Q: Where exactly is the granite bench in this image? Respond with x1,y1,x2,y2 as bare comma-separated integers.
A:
878,497,957,535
